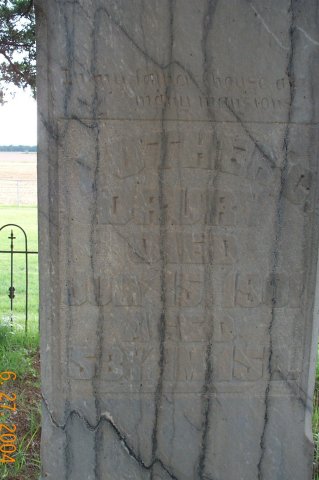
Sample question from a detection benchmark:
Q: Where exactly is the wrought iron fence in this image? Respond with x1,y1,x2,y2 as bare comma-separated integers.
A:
0,224,38,333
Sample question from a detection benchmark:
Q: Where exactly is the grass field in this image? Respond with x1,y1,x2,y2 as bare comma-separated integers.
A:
314,361,319,479
0,206,38,334
0,153,37,206
0,206,40,480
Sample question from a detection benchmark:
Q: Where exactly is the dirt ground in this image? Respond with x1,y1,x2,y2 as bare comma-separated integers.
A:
0,152,37,206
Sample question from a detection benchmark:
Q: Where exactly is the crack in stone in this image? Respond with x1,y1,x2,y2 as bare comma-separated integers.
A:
297,27,319,47
63,11,75,117
275,370,310,411
197,2,219,479
39,114,59,141
246,0,289,50
257,2,297,479
224,105,278,169
150,3,176,479
90,7,104,478
42,396,179,480
198,350,214,480
93,2,277,175
49,2,284,182
65,410,73,480
140,0,147,56
59,9,79,479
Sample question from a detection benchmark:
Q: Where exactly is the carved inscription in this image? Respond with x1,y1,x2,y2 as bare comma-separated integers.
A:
59,120,308,393
62,68,287,92
62,68,291,120
62,271,303,310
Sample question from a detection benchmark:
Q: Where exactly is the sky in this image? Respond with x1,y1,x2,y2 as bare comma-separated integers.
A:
0,88,37,146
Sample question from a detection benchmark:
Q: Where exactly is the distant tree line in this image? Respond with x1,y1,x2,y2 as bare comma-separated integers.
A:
0,145,36,151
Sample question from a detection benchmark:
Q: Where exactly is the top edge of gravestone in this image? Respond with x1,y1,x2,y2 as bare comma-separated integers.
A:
35,0,319,125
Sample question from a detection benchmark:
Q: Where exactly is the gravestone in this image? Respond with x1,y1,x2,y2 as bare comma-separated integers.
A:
36,1,319,479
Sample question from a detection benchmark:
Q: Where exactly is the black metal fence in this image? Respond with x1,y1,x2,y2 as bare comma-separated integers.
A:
0,224,38,333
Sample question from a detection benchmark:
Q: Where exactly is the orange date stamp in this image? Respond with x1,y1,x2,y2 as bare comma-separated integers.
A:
0,372,17,464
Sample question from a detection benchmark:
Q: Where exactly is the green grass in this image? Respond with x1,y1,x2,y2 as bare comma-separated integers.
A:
0,328,40,480
0,329,39,377
0,206,38,334
0,206,40,480
313,357,319,479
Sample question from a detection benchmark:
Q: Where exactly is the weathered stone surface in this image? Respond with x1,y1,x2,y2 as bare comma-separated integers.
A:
36,1,319,479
